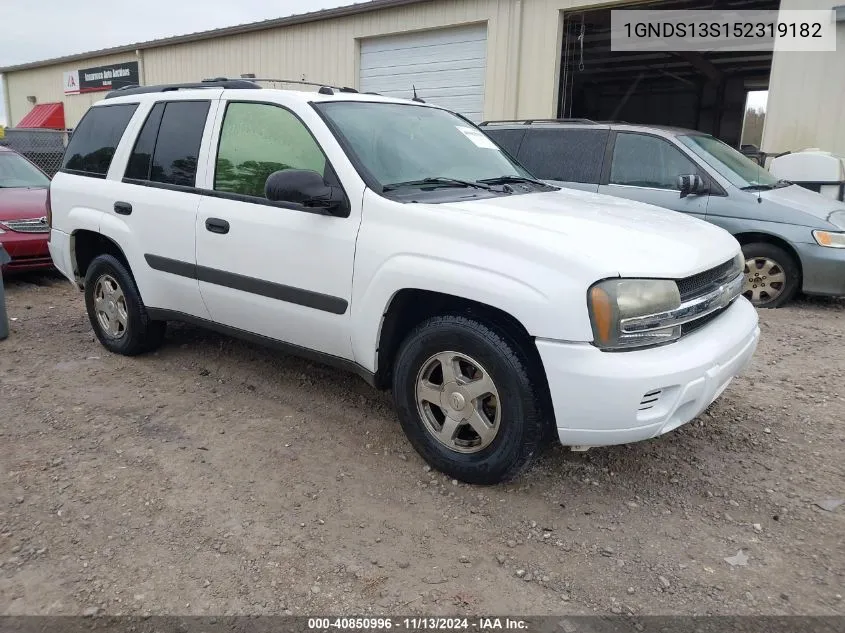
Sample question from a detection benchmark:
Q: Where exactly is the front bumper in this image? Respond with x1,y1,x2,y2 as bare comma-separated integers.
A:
537,297,760,447
0,230,52,272
795,242,845,297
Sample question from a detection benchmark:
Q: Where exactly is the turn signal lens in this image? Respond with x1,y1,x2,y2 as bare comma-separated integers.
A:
813,230,845,248
589,286,613,345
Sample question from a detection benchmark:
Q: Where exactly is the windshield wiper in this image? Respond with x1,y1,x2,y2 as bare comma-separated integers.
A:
382,177,494,193
740,183,776,191
477,175,552,188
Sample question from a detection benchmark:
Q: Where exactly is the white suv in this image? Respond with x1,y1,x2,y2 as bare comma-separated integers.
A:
48,79,760,484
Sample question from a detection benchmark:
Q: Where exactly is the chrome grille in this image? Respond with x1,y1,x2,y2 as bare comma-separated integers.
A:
681,305,729,336
677,258,738,301
2,217,49,233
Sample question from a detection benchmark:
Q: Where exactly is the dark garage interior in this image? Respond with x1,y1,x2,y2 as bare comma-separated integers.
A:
558,0,781,148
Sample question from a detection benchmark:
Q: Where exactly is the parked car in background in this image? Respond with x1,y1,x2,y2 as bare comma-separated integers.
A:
482,120,845,308
0,146,52,273
49,81,758,483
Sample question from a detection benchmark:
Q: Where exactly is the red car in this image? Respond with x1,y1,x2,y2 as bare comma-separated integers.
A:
0,146,52,272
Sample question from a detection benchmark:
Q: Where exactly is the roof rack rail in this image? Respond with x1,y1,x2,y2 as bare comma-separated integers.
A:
221,77,359,95
478,118,597,126
104,79,260,99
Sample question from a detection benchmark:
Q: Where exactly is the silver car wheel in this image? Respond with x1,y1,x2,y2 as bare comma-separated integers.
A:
743,256,786,305
93,274,129,339
415,351,501,454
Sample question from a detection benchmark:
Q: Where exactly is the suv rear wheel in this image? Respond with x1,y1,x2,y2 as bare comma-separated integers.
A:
392,315,546,485
84,254,166,355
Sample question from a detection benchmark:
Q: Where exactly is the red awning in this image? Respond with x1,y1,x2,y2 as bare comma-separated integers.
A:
16,103,65,130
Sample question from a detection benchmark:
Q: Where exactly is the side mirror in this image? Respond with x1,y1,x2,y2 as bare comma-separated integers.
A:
678,174,707,198
264,169,348,216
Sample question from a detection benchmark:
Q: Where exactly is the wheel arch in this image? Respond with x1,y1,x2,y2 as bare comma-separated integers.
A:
372,289,548,396
71,230,133,287
734,231,804,282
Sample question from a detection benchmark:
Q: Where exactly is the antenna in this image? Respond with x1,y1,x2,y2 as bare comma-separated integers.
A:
757,155,763,204
412,85,425,103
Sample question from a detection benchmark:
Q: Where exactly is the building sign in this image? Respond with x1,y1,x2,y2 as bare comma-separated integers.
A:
63,61,139,95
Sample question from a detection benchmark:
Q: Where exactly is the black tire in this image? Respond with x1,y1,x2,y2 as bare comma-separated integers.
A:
741,242,800,308
84,254,166,355
392,315,547,485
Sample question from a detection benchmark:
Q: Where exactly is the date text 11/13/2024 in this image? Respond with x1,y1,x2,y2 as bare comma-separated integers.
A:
307,617,529,630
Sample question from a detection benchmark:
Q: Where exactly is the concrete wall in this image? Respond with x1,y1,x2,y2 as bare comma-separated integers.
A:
1,0,634,128
763,0,845,155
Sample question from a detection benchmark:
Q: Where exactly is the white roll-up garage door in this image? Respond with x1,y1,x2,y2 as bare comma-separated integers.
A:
359,24,488,122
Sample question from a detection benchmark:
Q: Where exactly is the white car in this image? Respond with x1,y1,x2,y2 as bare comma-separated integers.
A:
47,79,760,484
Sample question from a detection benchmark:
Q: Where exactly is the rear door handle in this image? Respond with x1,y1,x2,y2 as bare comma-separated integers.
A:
114,201,132,215
205,218,230,234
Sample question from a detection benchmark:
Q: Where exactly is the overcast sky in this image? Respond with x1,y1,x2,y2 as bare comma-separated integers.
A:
0,0,351,125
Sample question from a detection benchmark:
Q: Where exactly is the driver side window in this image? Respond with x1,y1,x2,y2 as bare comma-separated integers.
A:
214,102,327,199
610,133,698,190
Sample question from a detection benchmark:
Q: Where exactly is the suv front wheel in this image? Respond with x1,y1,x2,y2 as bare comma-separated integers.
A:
392,315,547,485
84,254,166,355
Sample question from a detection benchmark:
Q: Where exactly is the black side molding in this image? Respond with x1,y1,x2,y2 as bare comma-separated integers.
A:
145,307,375,387
144,254,348,315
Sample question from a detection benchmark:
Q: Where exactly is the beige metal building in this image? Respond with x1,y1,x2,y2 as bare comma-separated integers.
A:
1,0,843,154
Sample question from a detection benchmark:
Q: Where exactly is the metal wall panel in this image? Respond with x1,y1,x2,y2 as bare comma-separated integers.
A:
4,52,139,128
763,0,845,155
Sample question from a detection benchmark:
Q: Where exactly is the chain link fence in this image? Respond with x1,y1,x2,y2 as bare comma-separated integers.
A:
0,128,68,178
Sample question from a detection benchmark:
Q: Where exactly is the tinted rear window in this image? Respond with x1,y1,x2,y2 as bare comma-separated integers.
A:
124,102,165,181
149,101,209,187
62,104,138,177
483,128,526,158
516,128,609,184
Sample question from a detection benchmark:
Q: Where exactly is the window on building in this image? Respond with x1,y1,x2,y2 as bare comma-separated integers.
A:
214,102,327,199
62,104,138,177
610,133,698,190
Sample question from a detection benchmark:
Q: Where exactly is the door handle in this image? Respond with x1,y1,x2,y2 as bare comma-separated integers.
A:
114,201,133,215
205,218,230,234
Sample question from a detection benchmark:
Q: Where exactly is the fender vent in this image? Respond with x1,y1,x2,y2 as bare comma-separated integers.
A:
638,389,663,411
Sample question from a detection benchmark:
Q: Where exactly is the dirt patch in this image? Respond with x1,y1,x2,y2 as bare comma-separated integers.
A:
1,272,843,616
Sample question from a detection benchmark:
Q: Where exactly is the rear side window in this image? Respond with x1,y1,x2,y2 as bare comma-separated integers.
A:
149,101,210,187
62,104,138,177
517,128,609,184
124,103,165,181
483,128,526,159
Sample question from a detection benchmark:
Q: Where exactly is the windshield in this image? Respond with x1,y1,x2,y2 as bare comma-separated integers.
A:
0,152,50,188
315,102,530,191
678,134,781,189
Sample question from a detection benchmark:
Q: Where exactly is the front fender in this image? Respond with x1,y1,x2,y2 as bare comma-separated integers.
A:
350,253,591,372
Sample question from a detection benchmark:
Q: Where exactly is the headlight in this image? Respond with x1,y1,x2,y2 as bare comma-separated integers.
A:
812,230,845,249
588,279,681,350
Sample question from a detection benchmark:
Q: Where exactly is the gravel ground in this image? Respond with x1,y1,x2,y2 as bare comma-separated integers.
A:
1,271,843,617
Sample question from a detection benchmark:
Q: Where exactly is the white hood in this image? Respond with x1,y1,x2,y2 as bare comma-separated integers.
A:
445,188,740,279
